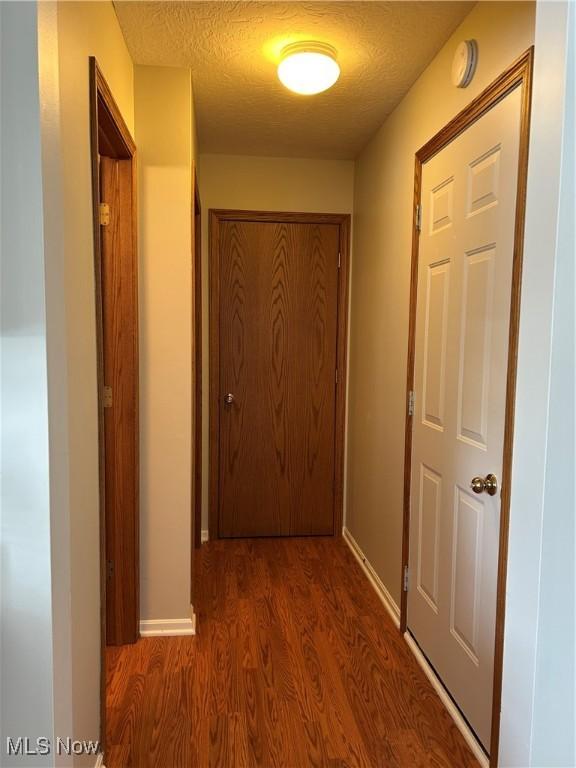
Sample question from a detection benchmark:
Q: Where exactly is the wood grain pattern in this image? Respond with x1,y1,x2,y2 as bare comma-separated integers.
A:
332,216,351,539
90,57,139,757
89,55,110,756
194,175,203,554
100,156,139,646
208,210,222,542
209,211,350,541
399,48,534,764
217,218,340,537
400,150,422,636
106,537,480,767
94,63,136,159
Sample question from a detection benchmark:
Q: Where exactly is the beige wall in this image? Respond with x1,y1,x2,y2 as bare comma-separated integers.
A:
135,66,197,624
346,1,535,609
197,153,354,532
2,4,63,764
55,0,134,757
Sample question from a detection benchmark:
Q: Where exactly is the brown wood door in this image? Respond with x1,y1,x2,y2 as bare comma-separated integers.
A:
100,155,138,645
217,219,340,537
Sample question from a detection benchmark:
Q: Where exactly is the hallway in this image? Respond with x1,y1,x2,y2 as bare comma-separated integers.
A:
106,538,479,767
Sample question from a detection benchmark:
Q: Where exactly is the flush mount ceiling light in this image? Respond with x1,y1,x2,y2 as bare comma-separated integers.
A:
277,41,340,95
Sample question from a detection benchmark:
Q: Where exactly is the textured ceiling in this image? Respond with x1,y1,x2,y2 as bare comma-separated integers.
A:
114,1,474,159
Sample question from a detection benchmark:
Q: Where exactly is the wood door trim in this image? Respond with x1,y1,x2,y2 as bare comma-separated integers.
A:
89,56,138,758
209,209,350,540
93,64,135,159
400,48,534,766
193,171,202,560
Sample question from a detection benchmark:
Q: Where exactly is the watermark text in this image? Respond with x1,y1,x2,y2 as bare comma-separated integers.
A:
6,736,100,757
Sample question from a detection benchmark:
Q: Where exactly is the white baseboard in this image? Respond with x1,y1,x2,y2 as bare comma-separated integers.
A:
94,753,105,768
139,612,196,637
404,633,489,768
201,529,209,543
342,526,401,628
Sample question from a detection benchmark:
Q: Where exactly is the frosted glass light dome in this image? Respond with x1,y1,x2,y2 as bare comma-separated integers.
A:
278,42,340,95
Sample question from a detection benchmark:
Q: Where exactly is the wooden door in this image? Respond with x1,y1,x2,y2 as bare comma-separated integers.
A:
216,217,342,537
100,155,139,645
407,86,522,748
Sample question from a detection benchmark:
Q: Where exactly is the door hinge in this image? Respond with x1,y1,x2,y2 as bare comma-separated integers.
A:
403,565,410,592
408,390,415,416
335,368,339,385
99,202,110,226
338,251,341,269
103,385,113,408
107,560,114,580
415,204,422,232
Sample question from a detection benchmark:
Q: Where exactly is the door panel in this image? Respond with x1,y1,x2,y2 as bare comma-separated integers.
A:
218,220,340,538
100,156,138,645
416,464,441,612
422,260,450,430
457,246,495,448
450,485,483,663
407,86,522,749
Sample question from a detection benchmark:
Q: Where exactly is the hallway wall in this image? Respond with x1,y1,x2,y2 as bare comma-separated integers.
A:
346,1,535,611
1,4,61,764
135,65,198,629
197,153,354,535
502,2,575,763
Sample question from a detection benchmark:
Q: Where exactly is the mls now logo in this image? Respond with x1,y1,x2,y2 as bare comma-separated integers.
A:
6,737,100,756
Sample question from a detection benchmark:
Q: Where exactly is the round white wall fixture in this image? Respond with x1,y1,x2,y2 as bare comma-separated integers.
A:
451,40,478,88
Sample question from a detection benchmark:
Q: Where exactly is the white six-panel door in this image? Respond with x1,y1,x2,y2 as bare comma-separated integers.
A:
407,86,522,751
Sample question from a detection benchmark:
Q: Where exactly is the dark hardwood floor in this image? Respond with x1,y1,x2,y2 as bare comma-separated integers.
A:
106,537,479,767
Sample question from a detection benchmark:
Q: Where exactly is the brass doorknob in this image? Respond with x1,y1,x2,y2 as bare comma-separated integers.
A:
470,474,498,496
224,393,235,405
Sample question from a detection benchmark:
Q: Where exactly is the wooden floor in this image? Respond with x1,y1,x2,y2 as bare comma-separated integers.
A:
106,538,479,767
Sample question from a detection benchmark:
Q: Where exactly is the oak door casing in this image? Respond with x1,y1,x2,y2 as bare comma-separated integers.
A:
100,156,138,645
218,219,340,538
193,177,202,553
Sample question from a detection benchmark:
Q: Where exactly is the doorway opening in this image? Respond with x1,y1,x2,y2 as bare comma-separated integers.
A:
89,57,139,755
